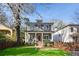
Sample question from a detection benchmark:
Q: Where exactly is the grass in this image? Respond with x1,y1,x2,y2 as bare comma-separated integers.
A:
0,46,71,56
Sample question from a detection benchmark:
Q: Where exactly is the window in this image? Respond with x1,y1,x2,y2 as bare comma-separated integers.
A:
75,36,78,43
47,25,49,29
35,24,37,27
48,25,51,30
44,35,49,39
59,34,61,36
45,25,49,31
72,36,75,39
72,36,78,43
71,27,73,32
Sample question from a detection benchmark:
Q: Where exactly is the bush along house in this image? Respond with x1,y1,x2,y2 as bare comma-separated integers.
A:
25,19,54,48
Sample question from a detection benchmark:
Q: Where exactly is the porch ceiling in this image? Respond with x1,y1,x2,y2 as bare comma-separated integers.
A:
26,31,53,33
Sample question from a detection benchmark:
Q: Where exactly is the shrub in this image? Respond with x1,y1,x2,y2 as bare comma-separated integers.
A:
0,32,16,49
43,39,50,47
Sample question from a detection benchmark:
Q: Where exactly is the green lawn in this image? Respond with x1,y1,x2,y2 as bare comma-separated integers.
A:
0,46,71,56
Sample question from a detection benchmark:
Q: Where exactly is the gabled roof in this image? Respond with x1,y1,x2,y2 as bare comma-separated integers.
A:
62,24,79,29
54,24,79,33
26,23,53,32
66,24,79,26
0,23,14,30
27,22,53,25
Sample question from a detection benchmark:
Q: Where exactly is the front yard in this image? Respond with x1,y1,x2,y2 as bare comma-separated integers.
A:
0,46,71,56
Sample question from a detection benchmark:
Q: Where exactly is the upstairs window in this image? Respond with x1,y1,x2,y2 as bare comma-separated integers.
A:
35,24,37,27
72,36,78,43
46,25,49,30
71,27,73,32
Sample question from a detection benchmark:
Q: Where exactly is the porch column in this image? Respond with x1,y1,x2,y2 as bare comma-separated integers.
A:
25,32,27,43
42,33,43,47
35,33,37,47
51,33,53,42
10,30,13,38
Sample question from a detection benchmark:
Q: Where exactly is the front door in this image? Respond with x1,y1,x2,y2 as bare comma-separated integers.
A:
37,33,42,41
36,33,43,48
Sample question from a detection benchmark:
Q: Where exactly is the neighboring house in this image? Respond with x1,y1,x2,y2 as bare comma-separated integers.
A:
0,23,15,40
25,19,53,47
52,24,79,43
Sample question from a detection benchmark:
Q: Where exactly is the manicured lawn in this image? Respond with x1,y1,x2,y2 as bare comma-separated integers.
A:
0,46,71,56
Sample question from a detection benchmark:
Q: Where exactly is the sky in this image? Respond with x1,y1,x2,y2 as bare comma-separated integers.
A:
26,3,79,24
1,3,79,24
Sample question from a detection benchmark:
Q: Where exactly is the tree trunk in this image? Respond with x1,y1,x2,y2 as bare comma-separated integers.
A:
16,25,20,45
7,4,21,45
16,14,21,45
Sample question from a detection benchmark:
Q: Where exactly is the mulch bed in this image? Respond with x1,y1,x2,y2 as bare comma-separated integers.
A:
46,42,79,51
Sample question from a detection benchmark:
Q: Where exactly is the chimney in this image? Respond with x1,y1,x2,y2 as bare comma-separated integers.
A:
36,19,43,23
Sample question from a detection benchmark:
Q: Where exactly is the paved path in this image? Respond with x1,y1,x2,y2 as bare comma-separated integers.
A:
71,51,79,56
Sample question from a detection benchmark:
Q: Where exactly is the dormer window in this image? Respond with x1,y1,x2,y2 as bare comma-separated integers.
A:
71,27,73,32
35,24,37,27
46,25,49,29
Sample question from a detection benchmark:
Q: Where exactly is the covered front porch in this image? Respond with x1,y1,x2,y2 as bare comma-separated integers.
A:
25,32,52,48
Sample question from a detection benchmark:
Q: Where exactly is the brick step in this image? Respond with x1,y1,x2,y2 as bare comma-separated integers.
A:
36,41,43,48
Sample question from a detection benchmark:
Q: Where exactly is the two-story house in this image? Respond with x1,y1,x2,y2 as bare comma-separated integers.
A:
25,19,53,47
52,24,79,43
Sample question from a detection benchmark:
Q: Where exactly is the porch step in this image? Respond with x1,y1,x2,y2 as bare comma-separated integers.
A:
36,41,43,48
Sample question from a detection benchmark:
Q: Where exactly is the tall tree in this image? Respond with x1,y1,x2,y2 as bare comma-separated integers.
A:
0,3,35,45
7,3,35,45
50,19,66,31
7,4,21,45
